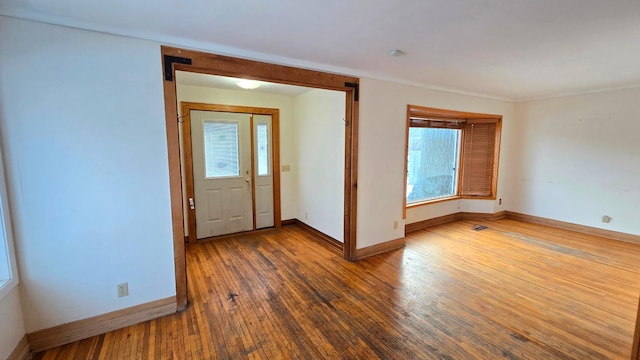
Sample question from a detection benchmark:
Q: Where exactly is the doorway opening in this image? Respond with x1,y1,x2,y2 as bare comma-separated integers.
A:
161,46,359,309
180,101,282,242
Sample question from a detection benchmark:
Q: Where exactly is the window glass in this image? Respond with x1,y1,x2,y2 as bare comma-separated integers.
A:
204,122,240,178
0,156,15,297
257,123,269,176
0,205,9,285
406,128,461,203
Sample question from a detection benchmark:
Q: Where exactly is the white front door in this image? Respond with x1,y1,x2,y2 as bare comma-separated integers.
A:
191,111,253,238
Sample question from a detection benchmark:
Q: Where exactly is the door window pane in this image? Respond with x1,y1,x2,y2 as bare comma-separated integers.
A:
256,123,269,176
204,122,240,178
406,128,461,203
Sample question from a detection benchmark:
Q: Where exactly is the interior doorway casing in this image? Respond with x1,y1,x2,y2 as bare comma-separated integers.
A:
181,102,282,243
161,46,359,310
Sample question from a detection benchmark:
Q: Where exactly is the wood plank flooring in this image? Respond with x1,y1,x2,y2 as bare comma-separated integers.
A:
34,219,640,359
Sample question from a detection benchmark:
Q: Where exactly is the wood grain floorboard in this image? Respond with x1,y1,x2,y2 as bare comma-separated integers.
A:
34,220,640,359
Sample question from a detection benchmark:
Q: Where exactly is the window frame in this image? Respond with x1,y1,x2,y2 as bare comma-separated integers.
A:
404,105,502,215
0,147,19,301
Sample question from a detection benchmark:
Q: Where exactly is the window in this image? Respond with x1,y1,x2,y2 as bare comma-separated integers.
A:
256,123,269,176
407,128,461,202
203,121,240,178
405,105,501,206
0,149,18,300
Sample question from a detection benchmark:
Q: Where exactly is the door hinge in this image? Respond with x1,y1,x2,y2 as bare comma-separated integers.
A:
344,82,359,101
164,55,193,81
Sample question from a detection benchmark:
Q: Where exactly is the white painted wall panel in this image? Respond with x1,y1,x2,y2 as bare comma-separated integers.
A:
512,88,640,235
0,287,25,359
293,89,345,242
0,17,176,332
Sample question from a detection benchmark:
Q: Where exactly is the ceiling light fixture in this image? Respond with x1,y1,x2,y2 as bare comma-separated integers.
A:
389,49,405,57
236,80,261,89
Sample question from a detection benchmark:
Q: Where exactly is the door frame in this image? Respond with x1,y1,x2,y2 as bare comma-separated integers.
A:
181,102,281,243
161,46,359,309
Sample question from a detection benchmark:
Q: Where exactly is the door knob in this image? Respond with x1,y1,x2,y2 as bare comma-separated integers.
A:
245,178,251,183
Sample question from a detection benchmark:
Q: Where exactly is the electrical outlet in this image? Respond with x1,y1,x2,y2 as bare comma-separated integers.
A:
305,212,308,220
117,283,129,298
393,221,398,230
499,198,502,205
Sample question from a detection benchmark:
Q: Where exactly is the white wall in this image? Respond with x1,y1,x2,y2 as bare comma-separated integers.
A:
511,88,640,235
357,78,515,248
0,17,176,332
0,109,25,358
0,287,25,359
293,89,345,242
176,84,298,222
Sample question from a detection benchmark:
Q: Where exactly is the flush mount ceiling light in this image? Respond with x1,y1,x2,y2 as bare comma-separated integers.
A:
389,49,405,57
236,80,261,89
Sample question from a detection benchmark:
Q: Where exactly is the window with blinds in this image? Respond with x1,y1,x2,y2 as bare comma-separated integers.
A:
460,121,497,196
405,105,501,206
203,121,240,178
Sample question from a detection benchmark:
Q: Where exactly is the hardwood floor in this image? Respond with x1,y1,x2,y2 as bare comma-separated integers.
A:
34,219,640,359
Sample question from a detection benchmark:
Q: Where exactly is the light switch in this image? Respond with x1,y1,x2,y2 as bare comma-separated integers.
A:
282,164,291,172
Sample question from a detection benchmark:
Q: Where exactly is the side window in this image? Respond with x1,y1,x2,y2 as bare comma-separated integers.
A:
256,123,269,176
0,149,18,300
405,105,501,207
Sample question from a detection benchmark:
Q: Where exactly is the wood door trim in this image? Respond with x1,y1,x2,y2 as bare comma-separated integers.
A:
249,115,257,231
632,296,640,360
162,46,360,310
181,103,282,244
344,90,358,260
161,61,188,310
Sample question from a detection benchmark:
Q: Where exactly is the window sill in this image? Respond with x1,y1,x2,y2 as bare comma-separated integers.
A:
0,277,18,302
406,194,497,210
459,195,496,201
406,195,460,209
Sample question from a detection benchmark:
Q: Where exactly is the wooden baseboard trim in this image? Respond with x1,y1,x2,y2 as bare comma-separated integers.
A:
406,211,508,234
405,213,461,233
7,335,30,360
405,210,639,246
281,219,297,226
27,296,176,353
505,211,640,246
460,210,507,221
354,237,405,260
293,220,343,253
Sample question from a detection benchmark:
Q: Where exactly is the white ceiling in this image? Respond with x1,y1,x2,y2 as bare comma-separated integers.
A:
176,72,311,96
3,0,640,101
